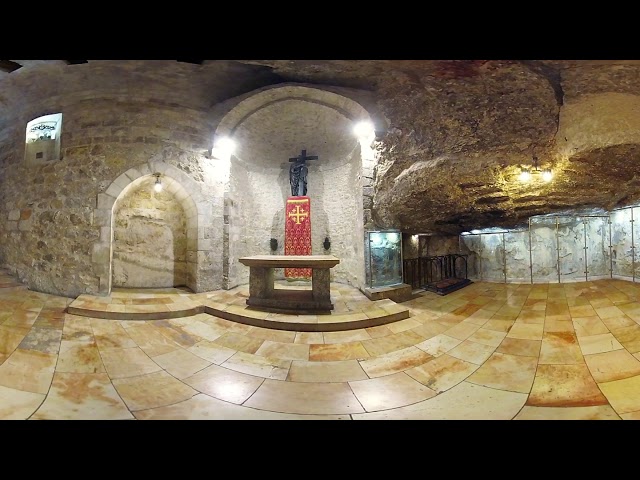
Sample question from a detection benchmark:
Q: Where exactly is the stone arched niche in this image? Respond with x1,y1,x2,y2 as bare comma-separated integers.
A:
112,175,188,288
214,84,377,290
93,161,216,295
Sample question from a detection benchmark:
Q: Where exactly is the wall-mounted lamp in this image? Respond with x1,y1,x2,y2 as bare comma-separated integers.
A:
323,237,331,250
270,238,278,252
153,173,163,192
519,156,553,183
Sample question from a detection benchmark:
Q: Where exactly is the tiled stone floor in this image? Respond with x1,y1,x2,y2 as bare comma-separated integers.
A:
3,278,640,419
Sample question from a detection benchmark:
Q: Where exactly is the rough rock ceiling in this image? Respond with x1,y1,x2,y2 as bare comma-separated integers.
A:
3,59,640,236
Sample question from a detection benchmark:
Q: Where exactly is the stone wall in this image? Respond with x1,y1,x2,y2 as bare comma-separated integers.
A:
0,94,223,297
112,176,187,288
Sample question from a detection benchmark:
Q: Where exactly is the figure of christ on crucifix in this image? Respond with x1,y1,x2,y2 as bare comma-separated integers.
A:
289,149,318,196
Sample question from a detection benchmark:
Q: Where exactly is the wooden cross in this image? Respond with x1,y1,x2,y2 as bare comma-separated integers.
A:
289,149,318,165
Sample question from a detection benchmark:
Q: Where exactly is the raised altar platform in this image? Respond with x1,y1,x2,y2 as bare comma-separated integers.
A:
239,255,340,313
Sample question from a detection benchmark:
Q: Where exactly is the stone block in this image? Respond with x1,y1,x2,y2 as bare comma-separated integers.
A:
93,208,111,227
97,193,116,210
8,209,20,221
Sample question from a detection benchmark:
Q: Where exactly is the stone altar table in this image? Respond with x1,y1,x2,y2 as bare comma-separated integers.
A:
238,255,340,313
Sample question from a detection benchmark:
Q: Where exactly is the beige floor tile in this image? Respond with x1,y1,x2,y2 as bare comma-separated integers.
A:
578,333,624,355
415,334,462,357
595,305,626,319
506,323,544,340
408,321,449,339
600,315,637,330
254,340,309,361
177,317,228,341
152,348,212,379
572,317,610,337
516,310,546,324
385,318,423,333
497,337,541,357
349,372,437,411
148,320,203,348
544,319,574,333
611,325,640,353
113,370,197,411
569,304,598,318
352,382,527,420
221,351,291,380
467,328,507,347
361,332,420,357
585,349,640,383
363,324,393,338
246,326,296,343
187,340,237,364
288,359,368,383
527,364,609,407
0,384,45,419
0,349,56,394
599,375,640,415
0,325,28,355
309,342,370,361
359,346,433,378
444,322,482,341
545,304,570,317
183,363,265,402
124,323,182,357
56,340,105,374
213,332,264,354
467,352,537,393
447,340,496,365
31,372,133,420
620,410,640,420
3,310,39,328
61,315,94,341
244,378,365,415
406,354,479,392
134,393,350,420
99,347,162,379
322,329,372,344
294,332,325,344
514,405,620,420
539,332,584,365
483,317,516,333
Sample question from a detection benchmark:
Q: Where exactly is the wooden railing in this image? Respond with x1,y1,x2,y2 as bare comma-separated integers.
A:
403,254,469,289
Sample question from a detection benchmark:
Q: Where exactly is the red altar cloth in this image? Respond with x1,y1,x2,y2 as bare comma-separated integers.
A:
285,196,311,279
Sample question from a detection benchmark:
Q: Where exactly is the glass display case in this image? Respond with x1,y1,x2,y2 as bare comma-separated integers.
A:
365,230,403,288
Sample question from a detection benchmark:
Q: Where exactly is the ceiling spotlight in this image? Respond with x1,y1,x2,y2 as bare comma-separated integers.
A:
353,121,374,139
215,136,236,155
153,173,162,192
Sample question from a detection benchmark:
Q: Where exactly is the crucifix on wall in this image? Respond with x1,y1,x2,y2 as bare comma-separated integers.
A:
289,149,318,197
285,149,318,280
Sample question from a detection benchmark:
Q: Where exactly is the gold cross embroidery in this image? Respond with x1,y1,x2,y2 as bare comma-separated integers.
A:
288,205,309,225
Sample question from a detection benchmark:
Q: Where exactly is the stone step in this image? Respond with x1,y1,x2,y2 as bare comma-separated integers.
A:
65,289,411,331
202,300,410,332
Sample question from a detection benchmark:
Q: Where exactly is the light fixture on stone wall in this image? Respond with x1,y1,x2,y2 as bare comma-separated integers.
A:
153,173,163,192
323,237,331,250
519,156,553,183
